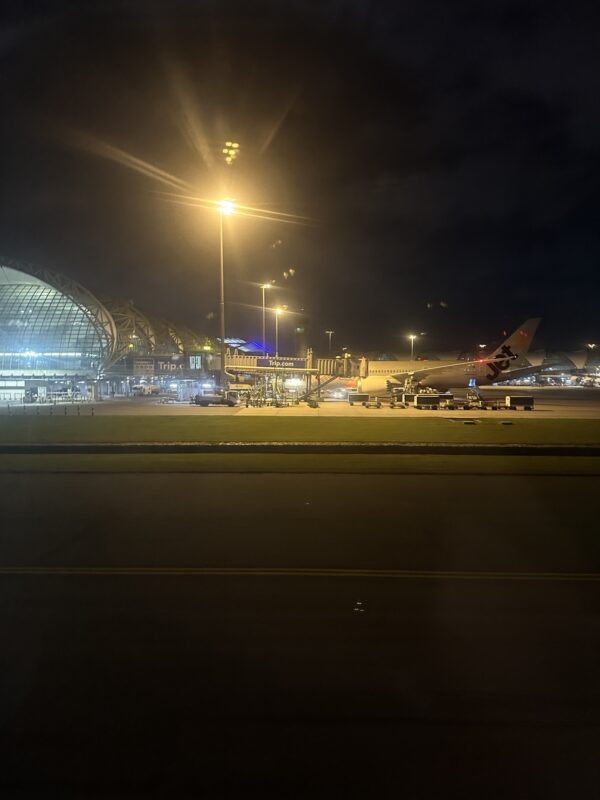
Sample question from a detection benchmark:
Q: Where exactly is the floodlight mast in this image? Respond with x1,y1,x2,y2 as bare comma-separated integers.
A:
275,307,284,357
325,330,334,356
408,334,417,360
218,199,234,391
261,283,274,355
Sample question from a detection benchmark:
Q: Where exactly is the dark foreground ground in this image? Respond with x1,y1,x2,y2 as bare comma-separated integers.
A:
1,471,600,797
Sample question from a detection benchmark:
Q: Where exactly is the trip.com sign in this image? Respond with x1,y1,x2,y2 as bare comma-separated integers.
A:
133,355,191,375
256,357,306,369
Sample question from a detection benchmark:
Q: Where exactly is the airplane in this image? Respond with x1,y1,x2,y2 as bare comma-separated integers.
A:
345,318,541,394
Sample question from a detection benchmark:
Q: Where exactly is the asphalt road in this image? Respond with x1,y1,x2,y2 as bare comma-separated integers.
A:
2,472,600,797
2,386,600,418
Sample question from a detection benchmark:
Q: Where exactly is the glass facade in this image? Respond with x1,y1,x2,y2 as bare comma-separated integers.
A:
0,269,109,376
0,262,211,387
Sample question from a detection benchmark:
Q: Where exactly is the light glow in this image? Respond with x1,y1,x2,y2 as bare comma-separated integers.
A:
219,199,235,216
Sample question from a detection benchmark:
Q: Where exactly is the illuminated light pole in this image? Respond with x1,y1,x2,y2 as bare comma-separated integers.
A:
218,199,235,390
261,283,274,355
325,330,334,357
408,334,417,361
275,307,284,357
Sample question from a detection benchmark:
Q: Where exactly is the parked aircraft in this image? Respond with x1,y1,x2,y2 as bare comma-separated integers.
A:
349,318,541,394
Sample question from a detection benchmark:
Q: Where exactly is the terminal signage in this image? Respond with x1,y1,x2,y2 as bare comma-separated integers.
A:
155,357,185,373
133,355,189,376
133,358,155,376
256,357,306,369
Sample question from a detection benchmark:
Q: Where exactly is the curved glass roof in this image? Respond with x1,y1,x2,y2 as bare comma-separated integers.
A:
0,261,213,378
0,264,113,376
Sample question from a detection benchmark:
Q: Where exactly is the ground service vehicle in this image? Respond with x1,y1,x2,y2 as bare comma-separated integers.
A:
347,392,370,406
193,392,238,407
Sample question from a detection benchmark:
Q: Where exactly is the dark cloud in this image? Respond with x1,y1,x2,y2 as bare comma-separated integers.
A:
0,0,599,352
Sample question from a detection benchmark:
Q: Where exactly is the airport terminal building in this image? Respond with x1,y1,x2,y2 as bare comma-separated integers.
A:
0,259,217,402
2,258,596,404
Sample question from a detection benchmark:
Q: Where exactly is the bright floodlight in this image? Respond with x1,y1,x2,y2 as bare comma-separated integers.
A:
276,306,284,315
408,334,417,340
261,283,273,290
219,199,235,216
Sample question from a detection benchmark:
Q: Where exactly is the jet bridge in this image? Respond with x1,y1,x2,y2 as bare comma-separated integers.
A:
224,350,362,402
315,356,358,378
300,355,361,400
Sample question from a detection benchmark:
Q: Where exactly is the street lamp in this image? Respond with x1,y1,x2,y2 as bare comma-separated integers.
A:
261,283,274,355
218,199,235,390
408,334,417,360
275,307,284,357
325,330,334,357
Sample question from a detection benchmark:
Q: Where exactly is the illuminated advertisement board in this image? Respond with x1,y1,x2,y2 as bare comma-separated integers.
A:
256,357,306,369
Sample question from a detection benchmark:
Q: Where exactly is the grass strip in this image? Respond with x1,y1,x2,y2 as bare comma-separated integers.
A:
1,416,599,445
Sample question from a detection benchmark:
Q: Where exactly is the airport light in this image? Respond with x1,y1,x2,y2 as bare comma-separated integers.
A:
218,199,235,389
275,307,285,357
222,141,240,166
325,330,334,357
219,199,235,216
175,188,306,384
408,334,417,360
261,282,275,355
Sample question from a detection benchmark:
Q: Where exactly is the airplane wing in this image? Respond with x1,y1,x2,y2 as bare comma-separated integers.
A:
387,354,517,382
490,364,545,382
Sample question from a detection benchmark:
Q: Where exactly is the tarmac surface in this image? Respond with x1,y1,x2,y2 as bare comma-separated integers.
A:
2,470,600,796
2,385,597,418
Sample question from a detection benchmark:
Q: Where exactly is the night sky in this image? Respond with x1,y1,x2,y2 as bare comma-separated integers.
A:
1,0,599,354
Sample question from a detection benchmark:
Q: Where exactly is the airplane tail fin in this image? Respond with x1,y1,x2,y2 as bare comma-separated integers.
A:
492,318,540,364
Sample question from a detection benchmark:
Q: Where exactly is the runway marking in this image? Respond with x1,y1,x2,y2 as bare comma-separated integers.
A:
0,567,599,582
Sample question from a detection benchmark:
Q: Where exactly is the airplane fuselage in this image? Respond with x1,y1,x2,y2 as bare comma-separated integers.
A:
329,320,541,395
346,344,534,394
